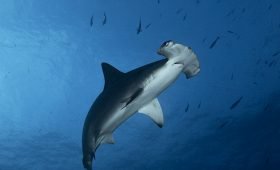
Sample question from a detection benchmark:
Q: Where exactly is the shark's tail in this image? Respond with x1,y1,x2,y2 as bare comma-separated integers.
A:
82,158,92,170
83,152,95,170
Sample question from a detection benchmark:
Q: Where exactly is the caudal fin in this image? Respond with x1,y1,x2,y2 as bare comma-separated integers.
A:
83,153,94,170
83,159,92,170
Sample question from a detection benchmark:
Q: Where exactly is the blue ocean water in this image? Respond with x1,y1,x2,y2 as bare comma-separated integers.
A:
0,0,280,169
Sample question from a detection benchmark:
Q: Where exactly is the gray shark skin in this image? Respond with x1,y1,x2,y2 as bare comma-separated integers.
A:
82,40,200,170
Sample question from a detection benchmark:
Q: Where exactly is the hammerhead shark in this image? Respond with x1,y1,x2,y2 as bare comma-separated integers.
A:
82,40,200,170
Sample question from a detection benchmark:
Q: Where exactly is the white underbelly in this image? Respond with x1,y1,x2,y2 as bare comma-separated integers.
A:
100,61,183,134
143,62,183,98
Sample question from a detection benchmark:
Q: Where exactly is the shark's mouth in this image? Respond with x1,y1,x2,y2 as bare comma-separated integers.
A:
174,61,184,65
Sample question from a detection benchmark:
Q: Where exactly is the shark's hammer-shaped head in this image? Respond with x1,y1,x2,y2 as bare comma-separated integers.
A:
157,40,200,79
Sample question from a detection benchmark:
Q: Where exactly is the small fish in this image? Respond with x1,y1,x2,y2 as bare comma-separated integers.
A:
90,15,94,27
226,9,235,17
102,12,107,25
196,0,200,4
253,82,257,85
202,37,207,43
241,8,246,13
176,8,183,15
137,18,142,34
197,101,201,109
263,104,270,111
265,60,268,65
4,71,11,78
157,0,160,4
185,103,189,112
219,121,229,129
227,30,240,39
145,23,151,29
230,73,234,80
230,96,243,110
268,60,276,67
268,4,272,10
256,58,262,64
209,36,220,49
183,13,187,21
272,51,280,57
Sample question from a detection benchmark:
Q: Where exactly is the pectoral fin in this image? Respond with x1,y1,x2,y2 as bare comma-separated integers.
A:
100,134,115,144
139,98,164,128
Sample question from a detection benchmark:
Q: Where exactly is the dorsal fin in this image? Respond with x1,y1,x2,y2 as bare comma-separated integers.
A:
101,62,125,89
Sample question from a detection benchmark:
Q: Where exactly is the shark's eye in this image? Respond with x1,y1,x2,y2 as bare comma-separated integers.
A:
161,40,173,48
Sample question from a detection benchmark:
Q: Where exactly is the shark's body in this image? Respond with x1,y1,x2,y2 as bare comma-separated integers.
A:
82,40,200,170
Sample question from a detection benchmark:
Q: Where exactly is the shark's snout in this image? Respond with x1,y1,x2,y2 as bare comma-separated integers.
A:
157,40,176,57
157,40,200,79
160,40,174,48
157,40,193,59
